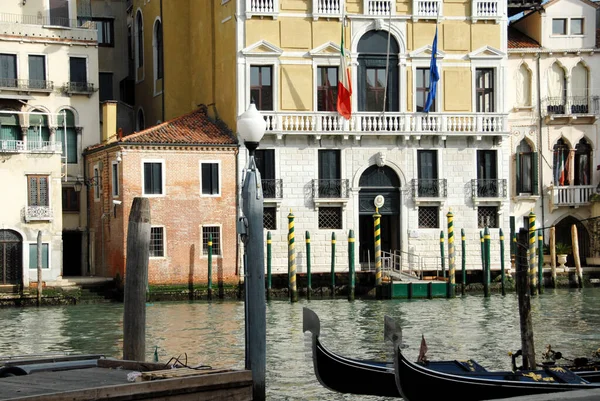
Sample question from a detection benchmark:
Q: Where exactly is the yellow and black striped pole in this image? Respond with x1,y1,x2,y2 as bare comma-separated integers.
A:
374,207,382,287
447,210,455,298
288,210,298,302
528,210,538,296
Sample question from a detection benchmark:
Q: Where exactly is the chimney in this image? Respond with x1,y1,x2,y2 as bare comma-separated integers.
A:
101,101,118,143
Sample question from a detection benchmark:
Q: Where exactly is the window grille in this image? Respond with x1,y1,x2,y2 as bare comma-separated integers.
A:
318,207,342,229
202,226,221,256
264,207,276,230
478,206,498,228
149,227,164,257
418,206,439,228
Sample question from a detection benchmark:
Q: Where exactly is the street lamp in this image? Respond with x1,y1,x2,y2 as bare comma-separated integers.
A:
237,103,267,401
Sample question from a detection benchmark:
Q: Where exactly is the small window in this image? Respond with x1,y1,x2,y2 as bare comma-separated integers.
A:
202,226,221,256
264,207,277,230
143,161,164,195
93,167,101,199
99,72,114,101
95,19,114,46
154,20,163,80
112,162,119,197
149,226,164,257
318,207,342,229
62,187,80,212
571,18,583,35
136,10,144,68
478,206,498,228
418,206,439,228
201,162,220,196
317,67,338,112
552,19,566,35
28,175,49,206
250,66,273,110
29,243,49,269
476,68,495,113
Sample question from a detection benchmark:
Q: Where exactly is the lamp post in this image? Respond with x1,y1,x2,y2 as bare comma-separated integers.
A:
237,103,267,401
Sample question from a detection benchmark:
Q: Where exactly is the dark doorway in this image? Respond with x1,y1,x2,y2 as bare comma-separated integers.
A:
554,216,589,267
0,230,22,285
62,231,82,276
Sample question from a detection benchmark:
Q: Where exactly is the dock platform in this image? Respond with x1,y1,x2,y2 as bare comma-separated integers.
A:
382,279,449,299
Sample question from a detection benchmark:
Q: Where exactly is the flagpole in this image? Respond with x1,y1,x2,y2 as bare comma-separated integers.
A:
382,1,393,114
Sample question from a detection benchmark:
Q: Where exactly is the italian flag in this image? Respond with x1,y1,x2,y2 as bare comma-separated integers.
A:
337,19,352,120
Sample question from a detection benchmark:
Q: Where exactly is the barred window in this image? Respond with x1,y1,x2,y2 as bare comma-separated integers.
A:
478,206,498,228
318,207,342,230
264,207,276,230
149,227,164,257
28,175,49,206
202,226,221,256
418,206,439,228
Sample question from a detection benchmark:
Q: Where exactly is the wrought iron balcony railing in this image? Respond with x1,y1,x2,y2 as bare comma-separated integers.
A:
0,78,54,91
63,82,95,95
0,140,62,153
0,12,96,29
262,179,283,199
551,185,597,208
313,0,342,19
246,0,279,17
312,179,350,199
25,206,53,222
411,179,448,199
542,96,600,117
471,179,507,199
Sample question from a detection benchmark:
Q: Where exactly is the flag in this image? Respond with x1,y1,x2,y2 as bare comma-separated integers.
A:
423,27,439,113
417,334,428,363
337,17,352,120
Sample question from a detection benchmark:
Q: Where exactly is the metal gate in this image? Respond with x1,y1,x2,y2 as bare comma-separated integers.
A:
0,230,22,285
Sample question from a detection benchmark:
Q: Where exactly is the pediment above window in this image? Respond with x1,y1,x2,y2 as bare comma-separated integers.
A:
241,40,283,57
309,42,346,57
468,46,505,60
409,45,446,60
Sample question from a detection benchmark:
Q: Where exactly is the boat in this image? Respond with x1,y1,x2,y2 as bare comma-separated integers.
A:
392,330,600,401
534,345,600,383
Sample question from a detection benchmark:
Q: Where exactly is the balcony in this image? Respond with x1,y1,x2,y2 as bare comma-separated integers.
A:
312,179,350,204
0,140,62,154
365,0,394,15
313,0,342,20
472,0,503,21
413,0,442,20
25,206,53,222
246,0,279,18
262,179,283,199
411,179,447,204
471,179,507,205
0,12,96,29
542,96,600,120
63,82,95,96
0,78,54,93
550,185,597,209
262,111,508,140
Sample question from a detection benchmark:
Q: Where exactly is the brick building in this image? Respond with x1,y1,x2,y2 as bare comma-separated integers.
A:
83,104,238,285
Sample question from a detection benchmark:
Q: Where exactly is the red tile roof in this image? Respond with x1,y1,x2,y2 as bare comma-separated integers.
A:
508,26,540,49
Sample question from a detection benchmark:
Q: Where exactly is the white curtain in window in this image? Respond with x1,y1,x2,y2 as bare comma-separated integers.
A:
571,63,587,98
515,64,531,106
547,63,565,99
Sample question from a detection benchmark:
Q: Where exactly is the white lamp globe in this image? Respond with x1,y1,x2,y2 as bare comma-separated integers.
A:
237,104,266,144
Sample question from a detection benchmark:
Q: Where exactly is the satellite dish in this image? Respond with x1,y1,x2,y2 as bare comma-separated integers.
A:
374,195,385,209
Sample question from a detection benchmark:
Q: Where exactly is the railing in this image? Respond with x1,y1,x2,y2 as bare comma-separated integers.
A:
365,0,394,15
263,111,507,136
312,179,350,198
413,0,442,18
472,0,501,19
381,250,424,280
411,179,448,198
542,96,600,117
63,82,95,94
262,179,283,199
552,185,597,207
313,0,342,18
0,78,54,91
0,140,62,153
246,0,279,17
25,206,53,221
471,178,507,198
0,12,96,29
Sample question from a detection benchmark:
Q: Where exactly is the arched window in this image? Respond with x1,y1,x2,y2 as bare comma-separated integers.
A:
28,111,50,150
516,139,538,195
571,62,588,113
515,64,531,107
153,20,163,80
574,138,591,185
547,63,566,113
137,109,145,131
56,110,77,163
136,10,144,68
553,138,570,186
357,31,399,112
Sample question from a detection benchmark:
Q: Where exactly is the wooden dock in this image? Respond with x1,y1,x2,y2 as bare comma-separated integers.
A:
0,356,252,400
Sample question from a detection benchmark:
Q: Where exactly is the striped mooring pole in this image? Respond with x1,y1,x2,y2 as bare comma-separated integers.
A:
440,230,445,278
500,228,506,296
461,228,466,295
480,231,485,274
374,208,382,287
484,226,491,297
266,231,272,301
447,210,455,298
348,229,355,302
288,210,298,302
528,210,538,296
306,231,311,300
331,232,336,296
208,233,213,300
537,229,544,294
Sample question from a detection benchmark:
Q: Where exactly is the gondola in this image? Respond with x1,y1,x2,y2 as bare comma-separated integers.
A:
392,332,600,401
534,345,600,383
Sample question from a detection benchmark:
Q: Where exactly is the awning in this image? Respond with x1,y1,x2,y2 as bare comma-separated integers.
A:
0,93,34,101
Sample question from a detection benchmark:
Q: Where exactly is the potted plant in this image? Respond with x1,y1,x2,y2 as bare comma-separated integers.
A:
554,242,572,271
541,243,552,268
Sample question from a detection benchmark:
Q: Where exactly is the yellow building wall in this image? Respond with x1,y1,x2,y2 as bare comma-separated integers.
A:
443,68,471,112
443,21,471,53
471,23,502,50
212,0,237,128
281,64,313,110
246,19,281,47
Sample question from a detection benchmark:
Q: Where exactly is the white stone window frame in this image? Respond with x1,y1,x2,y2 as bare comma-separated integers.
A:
513,62,533,111
25,173,53,209
26,53,48,83
310,42,342,113
0,51,19,82
149,225,167,259
409,45,446,114
469,46,505,114
569,59,591,99
152,16,163,97
200,224,223,258
199,160,222,198
26,241,52,270
111,160,120,198
67,53,91,86
551,17,584,37
313,147,348,220
141,158,166,197
241,41,283,113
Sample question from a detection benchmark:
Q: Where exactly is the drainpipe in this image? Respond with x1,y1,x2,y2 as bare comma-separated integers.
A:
537,52,546,231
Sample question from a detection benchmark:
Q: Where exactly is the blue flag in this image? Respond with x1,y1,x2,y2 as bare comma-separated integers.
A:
424,27,439,113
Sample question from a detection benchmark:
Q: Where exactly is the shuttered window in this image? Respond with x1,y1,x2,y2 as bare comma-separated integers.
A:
0,54,17,87
69,57,87,84
516,140,538,195
0,113,19,141
28,175,49,206
28,55,46,88
201,163,220,196
29,243,49,269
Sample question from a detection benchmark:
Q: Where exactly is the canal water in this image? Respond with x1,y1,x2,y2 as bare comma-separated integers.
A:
1,288,599,400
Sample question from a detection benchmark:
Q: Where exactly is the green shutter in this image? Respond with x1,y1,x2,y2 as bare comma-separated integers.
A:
515,154,521,194
29,243,49,269
532,152,539,195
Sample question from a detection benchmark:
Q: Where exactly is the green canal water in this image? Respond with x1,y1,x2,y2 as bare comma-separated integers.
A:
1,288,599,400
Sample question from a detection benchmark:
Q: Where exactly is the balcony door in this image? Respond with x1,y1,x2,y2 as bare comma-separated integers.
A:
417,150,438,197
0,230,22,285
28,55,46,89
0,54,17,87
49,0,70,26
318,149,341,197
477,150,497,197
255,149,276,198
69,57,87,87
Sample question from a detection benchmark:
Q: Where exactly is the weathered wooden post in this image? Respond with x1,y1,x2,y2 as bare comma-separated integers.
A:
517,227,536,370
550,226,557,288
537,229,544,294
528,210,538,296
461,228,466,295
266,231,272,301
348,229,355,302
483,226,490,297
37,230,42,306
480,231,485,277
207,234,213,300
447,210,455,298
374,208,382,287
288,210,298,302
440,230,445,278
331,232,336,296
512,233,518,292
123,197,151,362
572,224,583,288
305,231,311,300
500,228,506,296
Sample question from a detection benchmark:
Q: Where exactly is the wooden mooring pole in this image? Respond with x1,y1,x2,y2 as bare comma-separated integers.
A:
266,231,272,301
123,197,151,362
331,232,336,296
500,228,506,296
305,231,311,300
461,228,466,296
537,229,544,294
516,227,536,370
36,230,42,306
348,229,355,302
207,234,213,300
483,227,490,297
288,211,297,303
572,224,583,288
528,211,538,296
550,227,557,288
447,210,455,298
440,230,445,279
